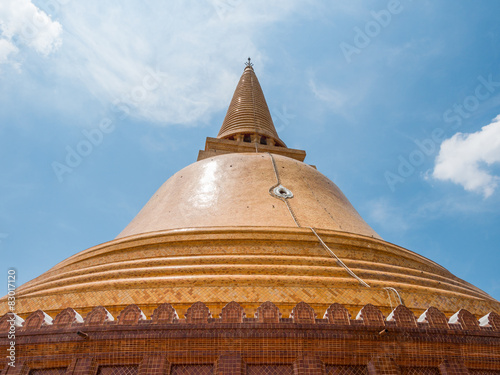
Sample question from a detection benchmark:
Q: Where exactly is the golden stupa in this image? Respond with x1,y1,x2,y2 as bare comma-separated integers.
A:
2,60,499,323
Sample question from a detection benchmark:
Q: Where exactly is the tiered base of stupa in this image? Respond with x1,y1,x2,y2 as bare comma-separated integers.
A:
2,228,500,374
3,227,499,321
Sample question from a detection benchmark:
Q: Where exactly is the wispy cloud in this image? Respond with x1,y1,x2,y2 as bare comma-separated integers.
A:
308,79,347,111
0,38,18,65
432,114,500,198
38,1,306,125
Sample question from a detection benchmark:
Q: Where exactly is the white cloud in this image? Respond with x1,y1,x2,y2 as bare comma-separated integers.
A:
0,0,62,64
432,115,500,198
46,0,306,125
0,38,18,64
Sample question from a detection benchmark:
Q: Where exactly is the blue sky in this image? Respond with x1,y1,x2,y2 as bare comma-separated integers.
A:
1,0,500,303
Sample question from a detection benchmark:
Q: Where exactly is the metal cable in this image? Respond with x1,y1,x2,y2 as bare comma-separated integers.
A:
268,152,281,185
383,287,403,306
385,288,394,311
267,153,300,227
283,199,301,228
267,152,369,287
309,226,371,288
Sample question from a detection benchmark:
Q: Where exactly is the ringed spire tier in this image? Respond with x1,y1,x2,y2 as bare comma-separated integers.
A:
217,58,286,147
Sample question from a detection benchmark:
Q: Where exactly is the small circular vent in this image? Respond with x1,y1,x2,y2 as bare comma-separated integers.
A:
271,185,293,199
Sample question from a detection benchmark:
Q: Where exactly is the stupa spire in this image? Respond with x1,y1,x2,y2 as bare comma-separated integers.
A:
217,58,286,147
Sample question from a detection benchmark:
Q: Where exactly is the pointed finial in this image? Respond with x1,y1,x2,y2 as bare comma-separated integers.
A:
245,57,254,68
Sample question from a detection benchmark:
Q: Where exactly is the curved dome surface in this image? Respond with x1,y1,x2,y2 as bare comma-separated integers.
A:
117,153,380,239
4,152,499,321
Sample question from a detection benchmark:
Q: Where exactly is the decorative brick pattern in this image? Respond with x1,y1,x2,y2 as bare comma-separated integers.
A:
84,306,114,326
325,366,367,375
117,305,146,325
70,357,98,375
246,365,293,375
367,356,399,375
3,302,492,331
324,303,351,325
151,303,178,324
290,302,317,324
401,368,439,375
220,302,245,323
53,308,83,327
356,304,385,327
293,356,324,375
387,305,417,328
171,365,214,375
96,366,139,375
185,302,212,324
28,369,66,375
215,355,243,375
138,355,169,375
478,312,500,331
3,361,29,375
449,309,480,331
254,301,281,323
2,302,499,374
22,310,52,331
438,360,469,375
418,307,449,329
0,313,23,332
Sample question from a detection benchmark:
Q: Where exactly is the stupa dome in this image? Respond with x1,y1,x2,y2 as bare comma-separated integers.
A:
116,153,380,239
2,61,498,323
